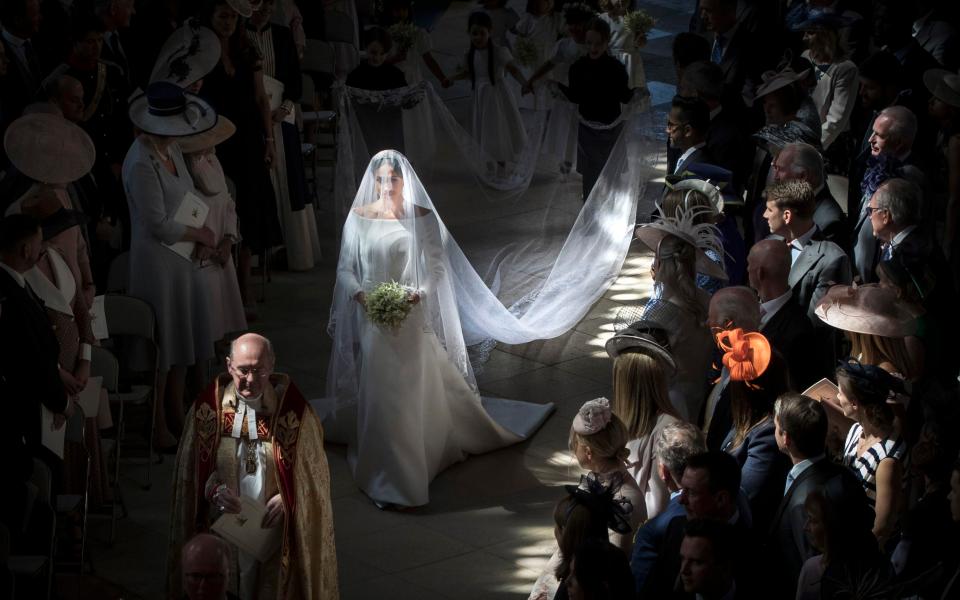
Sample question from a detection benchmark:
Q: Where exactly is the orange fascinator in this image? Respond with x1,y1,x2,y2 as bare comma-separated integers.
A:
715,328,772,383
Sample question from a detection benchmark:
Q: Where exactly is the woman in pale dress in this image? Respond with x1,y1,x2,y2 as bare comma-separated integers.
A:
605,321,680,519
511,0,561,111
123,82,219,447
180,117,247,343
247,0,322,272
320,150,552,508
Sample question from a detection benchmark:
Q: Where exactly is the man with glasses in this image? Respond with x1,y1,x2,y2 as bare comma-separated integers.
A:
666,95,714,175
169,333,339,599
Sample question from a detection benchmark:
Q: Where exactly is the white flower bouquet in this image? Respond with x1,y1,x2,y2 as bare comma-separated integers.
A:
623,10,656,36
513,36,540,67
388,22,418,53
366,281,414,329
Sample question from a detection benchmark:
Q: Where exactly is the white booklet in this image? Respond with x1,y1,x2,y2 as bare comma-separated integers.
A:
263,75,295,125
803,377,840,406
76,376,103,418
41,405,66,459
91,295,109,340
163,191,210,261
211,496,283,562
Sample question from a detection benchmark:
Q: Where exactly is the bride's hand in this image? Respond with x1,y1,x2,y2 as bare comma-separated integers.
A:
354,291,367,307
407,291,421,305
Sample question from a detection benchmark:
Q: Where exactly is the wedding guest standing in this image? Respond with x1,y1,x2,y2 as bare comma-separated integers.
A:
246,0,321,272
123,82,218,449
199,0,282,316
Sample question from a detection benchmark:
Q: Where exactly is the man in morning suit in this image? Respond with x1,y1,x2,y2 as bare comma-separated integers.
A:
667,95,715,175
772,142,848,249
748,240,818,388
0,214,68,546
764,180,852,323
765,393,867,598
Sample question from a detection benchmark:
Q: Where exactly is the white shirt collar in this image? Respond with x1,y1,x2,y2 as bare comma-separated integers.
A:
787,225,817,265
0,261,26,288
676,142,706,172
889,224,917,249
760,290,792,326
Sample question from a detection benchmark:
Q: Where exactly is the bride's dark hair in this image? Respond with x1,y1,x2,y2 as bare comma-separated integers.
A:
372,154,403,175
467,11,496,90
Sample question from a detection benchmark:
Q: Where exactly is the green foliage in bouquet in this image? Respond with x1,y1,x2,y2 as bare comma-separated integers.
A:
388,22,418,52
623,10,656,35
513,36,540,68
366,281,413,329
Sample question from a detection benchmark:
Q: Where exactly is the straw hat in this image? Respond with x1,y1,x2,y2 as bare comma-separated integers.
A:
923,68,960,109
150,19,220,87
177,116,236,154
635,216,728,281
815,283,918,337
3,114,95,184
604,319,677,374
755,66,811,99
752,120,819,152
226,0,258,18
128,82,217,137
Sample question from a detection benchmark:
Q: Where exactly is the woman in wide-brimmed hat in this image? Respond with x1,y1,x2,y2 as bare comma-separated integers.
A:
604,319,681,520
123,81,219,450
179,116,247,343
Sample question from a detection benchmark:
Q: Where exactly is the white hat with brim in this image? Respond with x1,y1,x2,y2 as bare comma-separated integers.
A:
755,67,811,100
815,283,919,337
924,68,960,109
635,224,728,281
227,0,257,18
150,20,221,87
129,82,218,137
3,113,96,184
177,116,237,154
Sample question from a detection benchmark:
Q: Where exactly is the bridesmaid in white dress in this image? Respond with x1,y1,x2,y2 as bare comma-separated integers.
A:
511,0,561,111
455,11,530,174
598,0,649,91
318,151,553,508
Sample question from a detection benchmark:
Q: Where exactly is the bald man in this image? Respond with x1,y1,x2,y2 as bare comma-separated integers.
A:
169,333,339,599
181,533,232,600
748,240,816,388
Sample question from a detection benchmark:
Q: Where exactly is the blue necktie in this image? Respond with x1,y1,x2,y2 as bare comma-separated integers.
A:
711,35,725,64
882,243,893,261
784,472,795,495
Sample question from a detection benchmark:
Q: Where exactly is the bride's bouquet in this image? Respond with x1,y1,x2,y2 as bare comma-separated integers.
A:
366,281,414,329
388,22,418,53
512,37,540,68
623,10,656,36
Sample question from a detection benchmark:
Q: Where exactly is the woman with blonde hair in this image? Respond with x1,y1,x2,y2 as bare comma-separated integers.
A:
568,397,645,552
605,321,680,519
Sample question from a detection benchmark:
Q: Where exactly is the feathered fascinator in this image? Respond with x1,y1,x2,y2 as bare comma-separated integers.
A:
564,472,634,535
573,398,612,435
635,205,727,280
715,328,772,383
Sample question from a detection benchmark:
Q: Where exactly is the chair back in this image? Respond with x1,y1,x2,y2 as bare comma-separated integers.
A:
90,345,119,393
103,294,159,378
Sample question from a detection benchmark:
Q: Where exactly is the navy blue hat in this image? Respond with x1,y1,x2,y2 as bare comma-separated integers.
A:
791,11,856,32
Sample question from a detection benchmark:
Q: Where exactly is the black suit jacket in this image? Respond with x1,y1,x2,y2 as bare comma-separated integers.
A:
0,269,67,479
0,35,42,140
764,459,866,598
813,186,848,251
761,296,818,388
671,145,715,177
706,105,752,193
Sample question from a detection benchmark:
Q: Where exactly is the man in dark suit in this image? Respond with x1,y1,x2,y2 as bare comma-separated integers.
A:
667,95,715,175
96,0,138,97
0,0,44,157
0,214,68,546
679,61,751,193
764,180,852,322
641,451,756,599
748,240,818,388
772,142,848,249
765,393,867,598
632,422,707,594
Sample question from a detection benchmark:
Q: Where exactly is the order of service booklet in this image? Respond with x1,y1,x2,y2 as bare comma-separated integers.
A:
211,496,282,562
163,191,210,261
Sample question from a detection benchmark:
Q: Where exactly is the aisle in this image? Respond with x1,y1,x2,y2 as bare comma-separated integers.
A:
82,0,693,597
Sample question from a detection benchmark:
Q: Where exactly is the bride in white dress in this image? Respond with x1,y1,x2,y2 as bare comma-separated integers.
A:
318,150,554,508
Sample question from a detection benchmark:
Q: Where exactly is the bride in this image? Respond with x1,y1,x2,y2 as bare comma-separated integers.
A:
318,150,554,508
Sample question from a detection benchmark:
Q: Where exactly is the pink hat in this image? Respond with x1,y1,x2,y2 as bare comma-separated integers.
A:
815,284,918,337
573,398,612,435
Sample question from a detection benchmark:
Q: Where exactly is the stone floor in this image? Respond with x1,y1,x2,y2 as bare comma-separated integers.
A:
74,0,693,597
